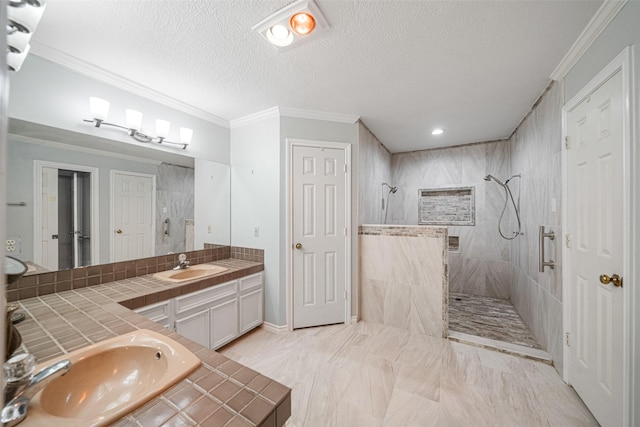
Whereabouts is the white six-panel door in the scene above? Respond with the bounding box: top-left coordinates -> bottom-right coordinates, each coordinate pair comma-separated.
566,69 -> 624,427
111,171 -> 154,262
292,144 -> 347,329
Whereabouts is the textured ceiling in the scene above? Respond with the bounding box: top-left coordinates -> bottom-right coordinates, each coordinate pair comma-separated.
29,0 -> 602,153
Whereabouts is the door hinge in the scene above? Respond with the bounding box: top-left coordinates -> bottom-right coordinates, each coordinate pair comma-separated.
344,228 -> 348,236
564,136 -> 570,149
565,234 -> 570,248
565,332 -> 570,347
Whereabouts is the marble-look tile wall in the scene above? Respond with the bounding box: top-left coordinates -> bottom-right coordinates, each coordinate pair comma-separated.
359,225 -> 448,338
389,140 -> 512,299
155,163 -> 195,256
358,122 -> 393,224
509,82 -> 564,373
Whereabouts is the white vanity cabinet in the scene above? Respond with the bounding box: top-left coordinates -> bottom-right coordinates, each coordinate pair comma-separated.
134,300 -> 171,330
134,272 -> 263,350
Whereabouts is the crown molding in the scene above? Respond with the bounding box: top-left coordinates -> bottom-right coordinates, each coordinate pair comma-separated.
8,133 -> 164,165
550,0 -> 628,81
229,107 -> 280,129
279,107 -> 360,124
29,43 -> 230,129
230,106 -> 360,129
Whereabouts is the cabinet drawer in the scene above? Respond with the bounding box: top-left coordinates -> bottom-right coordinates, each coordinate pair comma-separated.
239,272 -> 263,293
174,280 -> 237,314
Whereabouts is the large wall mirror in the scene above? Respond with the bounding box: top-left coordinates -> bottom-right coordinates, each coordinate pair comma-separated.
6,119 -> 231,273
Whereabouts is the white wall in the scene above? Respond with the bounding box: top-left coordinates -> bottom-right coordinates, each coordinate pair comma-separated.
194,159 -> 231,248
562,2 -> 640,420
9,55 -> 230,164
230,115 -> 281,325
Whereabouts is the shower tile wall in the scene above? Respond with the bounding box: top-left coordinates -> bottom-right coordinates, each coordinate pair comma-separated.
389,140 -> 512,300
509,82 -> 564,373
358,122 -> 393,224
155,163 -> 195,256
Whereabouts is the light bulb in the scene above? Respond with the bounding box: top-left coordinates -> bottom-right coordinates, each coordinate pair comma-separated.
290,13 -> 316,35
156,119 -> 171,138
179,127 -> 193,145
266,25 -> 293,47
89,97 -> 110,121
125,109 -> 143,130
431,128 -> 444,135
7,3 -> 46,33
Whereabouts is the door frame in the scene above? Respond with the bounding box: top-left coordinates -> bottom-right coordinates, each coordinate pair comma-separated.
285,138 -> 352,331
33,160 -> 100,267
109,170 -> 157,262
561,46 -> 634,425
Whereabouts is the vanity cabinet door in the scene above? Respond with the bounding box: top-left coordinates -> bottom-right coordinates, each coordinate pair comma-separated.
210,296 -> 238,350
134,300 -> 172,330
238,273 -> 264,334
175,308 -> 210,348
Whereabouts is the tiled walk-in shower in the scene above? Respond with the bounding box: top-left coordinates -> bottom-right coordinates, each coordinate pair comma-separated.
448,292 -> 540,349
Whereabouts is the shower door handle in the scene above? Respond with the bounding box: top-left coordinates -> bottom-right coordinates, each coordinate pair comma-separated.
538,226 -> 555,272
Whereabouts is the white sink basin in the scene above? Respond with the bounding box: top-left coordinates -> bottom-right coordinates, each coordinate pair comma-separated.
21,329 -> 201,427
153,264 -> 228,283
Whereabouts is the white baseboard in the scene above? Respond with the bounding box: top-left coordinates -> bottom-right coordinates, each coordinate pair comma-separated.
351,316 -> 358,324
261,322 -> 288,334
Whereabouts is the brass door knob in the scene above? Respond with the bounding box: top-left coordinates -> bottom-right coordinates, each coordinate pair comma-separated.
599,274 -> 623,287
295,243 -> 302,250
115,229 -> 122,234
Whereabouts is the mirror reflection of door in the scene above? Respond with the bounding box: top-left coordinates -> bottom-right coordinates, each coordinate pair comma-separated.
40,167 -> 92,270
57,169 -> 91,269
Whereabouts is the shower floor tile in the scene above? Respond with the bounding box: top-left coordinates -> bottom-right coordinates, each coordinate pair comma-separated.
449,292 -> 541,349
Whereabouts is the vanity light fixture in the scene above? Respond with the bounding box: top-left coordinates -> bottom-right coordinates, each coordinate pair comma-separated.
253,0 -> 328,51
431,128 -> 445,135
84,97 -> 192,150
6,0 -> 47,71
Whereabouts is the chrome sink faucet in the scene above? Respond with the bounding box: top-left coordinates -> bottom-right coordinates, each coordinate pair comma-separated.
173,253 -> 190,270
2,353 -> 71,427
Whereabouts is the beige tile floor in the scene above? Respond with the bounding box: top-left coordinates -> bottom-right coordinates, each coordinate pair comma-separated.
219,321 -> 598,427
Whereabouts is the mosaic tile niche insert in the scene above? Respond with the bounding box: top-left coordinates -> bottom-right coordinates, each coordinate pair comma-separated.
418,187 -> 475,226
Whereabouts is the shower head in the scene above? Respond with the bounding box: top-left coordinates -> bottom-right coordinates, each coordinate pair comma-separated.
504,173 -> 522,185
382,183 -> 397,193
484,174 -> 505,186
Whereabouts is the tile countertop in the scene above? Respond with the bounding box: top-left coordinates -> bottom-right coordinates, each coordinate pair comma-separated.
12,259 -> 291,427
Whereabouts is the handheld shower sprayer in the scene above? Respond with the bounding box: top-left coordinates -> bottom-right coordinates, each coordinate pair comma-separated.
381,183 -> 397,224
484,173 -> 522,240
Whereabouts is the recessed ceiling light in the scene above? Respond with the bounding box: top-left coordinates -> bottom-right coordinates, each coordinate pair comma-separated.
290,13 -> 316,35
266,24 -> 293,47
431,128 -> 445,135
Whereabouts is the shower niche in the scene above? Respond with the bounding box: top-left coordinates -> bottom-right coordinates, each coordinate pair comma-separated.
418,187 -> 475,226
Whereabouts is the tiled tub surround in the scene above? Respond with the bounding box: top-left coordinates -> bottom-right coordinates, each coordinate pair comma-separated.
359,225 -> 448,338
12,257 -> 291,427
7,246 -> 264,303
